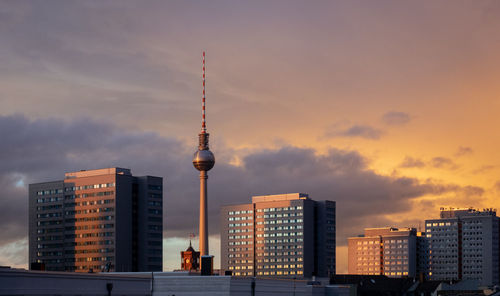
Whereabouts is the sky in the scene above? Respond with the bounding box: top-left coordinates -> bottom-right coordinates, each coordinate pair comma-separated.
1,0 -> 500,273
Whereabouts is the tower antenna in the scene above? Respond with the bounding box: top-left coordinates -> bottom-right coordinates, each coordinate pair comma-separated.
202,51 -> 206,133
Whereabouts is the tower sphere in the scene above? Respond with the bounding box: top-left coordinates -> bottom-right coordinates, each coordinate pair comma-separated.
193,149 -> 215,171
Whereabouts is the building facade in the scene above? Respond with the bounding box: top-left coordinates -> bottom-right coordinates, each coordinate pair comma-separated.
426,207 -> 499,286
29,167 -> 163,272
348,227 -> 418,277
220,193 -> 336,277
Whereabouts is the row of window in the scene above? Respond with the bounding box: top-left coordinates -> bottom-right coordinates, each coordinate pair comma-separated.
36,235 -> 62,241
256,213 -> 302,219
228,210 -> 253,215
256,232 -> 302,238
256,255 -> 303,262
260,225 -> 303,231
67,191 -> 115,199
228,247 -> 252,252
256,206 -> 303,213
69,215 -> 114,222
228,259 -> 253,264
66,224 -> 114,230
149,201 -> 162,206
66,232 -> 114,238
256,219 -> 303,225
228,216 -> 251,221
37,228 -> 63,234
36,197 -> 64,203
228,229 -> 252,233
64,183 -> 115,192
37,243 -> 63,249
228,265 -> 253,270
229,235 -> 252,239
37,204 -> 62,211
256,271 -> 303,275
257,264 -> 303,269
37,189 -> 64,195
148,185 -> 162,191
228,241 -> 253,246
257,238 -> 303,244
257,245 -> 303,251
68,199 -> 114,206
76,256 -> 114,262
228,223 -> 252,227
75,240 -> 114,246
38,212 -> 62,218
426,222 -> 455,227
72,248 -> 114,254
65,207 -> 114,215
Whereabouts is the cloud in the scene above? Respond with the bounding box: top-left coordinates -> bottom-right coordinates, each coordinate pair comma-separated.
381,111 -> 411,126
326,125 -> 383,140
399,156 -> 426,168
430,157 -> 459,170
0,114 -> 486,270
472,165 -> 498,174
455,146 -> 473,157
399,155 -> 459,170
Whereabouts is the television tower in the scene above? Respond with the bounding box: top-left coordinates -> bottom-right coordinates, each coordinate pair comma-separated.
192,51 -> 215,257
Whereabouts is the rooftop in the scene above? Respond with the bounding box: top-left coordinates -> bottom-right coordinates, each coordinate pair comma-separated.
252,193 -> 309,203
65,167 -> 131,179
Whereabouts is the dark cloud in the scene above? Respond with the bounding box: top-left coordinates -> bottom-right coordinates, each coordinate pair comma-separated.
0,114 -> 485,267
399,156 -> 426,168
326,125 -> 383,140
381,111 -> 411,126
455,146 -> 473,157
430,157 -> 459,170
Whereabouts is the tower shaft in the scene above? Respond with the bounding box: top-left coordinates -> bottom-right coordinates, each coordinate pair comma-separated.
199,170 -> 208,256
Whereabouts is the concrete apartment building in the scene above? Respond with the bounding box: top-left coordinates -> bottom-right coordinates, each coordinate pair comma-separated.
29,167 -> 163,272
348,227 -> 420,277
220,193 -> 336,278
425,207 -> 500,286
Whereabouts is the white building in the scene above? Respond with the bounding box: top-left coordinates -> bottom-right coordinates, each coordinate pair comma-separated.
426,207 -> 499,286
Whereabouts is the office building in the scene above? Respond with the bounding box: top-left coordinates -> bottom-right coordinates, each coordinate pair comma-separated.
348,227 -> 418,277
220,193 -> 336,277
29,167 -> 163,272
426,207 -> 499,286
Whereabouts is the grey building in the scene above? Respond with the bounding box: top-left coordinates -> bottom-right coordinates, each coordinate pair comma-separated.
29,168 -> 163,272
220,193 -> 335,278
426,207 -> 500,286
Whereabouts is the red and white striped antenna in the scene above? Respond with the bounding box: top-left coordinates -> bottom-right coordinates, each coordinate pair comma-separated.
201,51 -> 207,133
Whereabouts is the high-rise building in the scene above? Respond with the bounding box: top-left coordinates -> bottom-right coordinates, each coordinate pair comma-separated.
348,227 -> 418,277
425,207 -> 499,286
220,193 -> 336,277
29,167 -> 163,272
